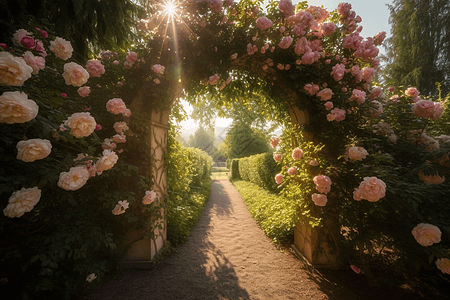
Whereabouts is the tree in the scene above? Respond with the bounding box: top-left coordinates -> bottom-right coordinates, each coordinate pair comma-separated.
383,0 -> 450,96
188,126 -> 220,160
0,0 -> 142,60
219,121 -> 270,160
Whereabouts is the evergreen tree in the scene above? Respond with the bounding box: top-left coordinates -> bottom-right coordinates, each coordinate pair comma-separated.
188,126 -> 220,160
219,121 -> 270,160
383,0 -> 450,96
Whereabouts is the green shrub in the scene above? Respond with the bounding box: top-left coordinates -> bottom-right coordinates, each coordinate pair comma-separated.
166,129 -> 213,247
234,153 -> 280,193
230,159 -> 240,180
232,180 -> 296,243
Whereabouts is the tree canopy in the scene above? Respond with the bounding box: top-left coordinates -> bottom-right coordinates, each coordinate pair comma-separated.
383,0 -> 450,96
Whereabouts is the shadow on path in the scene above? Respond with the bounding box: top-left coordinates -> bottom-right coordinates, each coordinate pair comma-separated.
89,180 -> 250,300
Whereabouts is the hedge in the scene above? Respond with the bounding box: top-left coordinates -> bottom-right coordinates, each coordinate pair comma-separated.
232,152 -> 280,193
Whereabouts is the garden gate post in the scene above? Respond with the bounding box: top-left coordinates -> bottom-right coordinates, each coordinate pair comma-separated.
289,102 -> 341,269
122,96 -> 171,261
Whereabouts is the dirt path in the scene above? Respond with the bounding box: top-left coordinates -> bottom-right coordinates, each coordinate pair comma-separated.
89,180 -> 430,300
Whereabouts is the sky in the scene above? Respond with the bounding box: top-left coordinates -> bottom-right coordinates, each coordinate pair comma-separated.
178,0 -> 394,136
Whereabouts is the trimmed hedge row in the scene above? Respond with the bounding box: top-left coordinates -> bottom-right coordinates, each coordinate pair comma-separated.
232,180 -> 296,243
231,152 -> 280,193
166,131 -> 213,247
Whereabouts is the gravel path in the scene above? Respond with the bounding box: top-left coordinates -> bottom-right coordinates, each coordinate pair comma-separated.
89,179 -> 432,300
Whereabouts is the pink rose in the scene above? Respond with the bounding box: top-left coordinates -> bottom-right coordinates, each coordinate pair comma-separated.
209,0 -> 223,13
126,51 -> 138,63
270,137 -> 280,148
348,146 -> 368,161
278,36 -> 293,49
320,22 -> 336,36
411,223 -> 442,247
102,138 -> 117,150
275,173 -> 283,184
106,98 -> 127,115
405,87 -> 420,98
361,67 -> 375,82
279,0 -> 294,16
328,108 -> 346,122
312,194 -> 327,206
313,175 -> 331,194
353,177 -> 386,202
316,88 -> 334,101
123,108 -> 132,117
142,190 -> 157,205
256,17 -> 273,30
369,87 -> 384,99
77,86 -> 91,97
288,167 -> 297,175
304,84 -> 320,95
85,59 -> 105,77
96,149 -> 119,173
152,64 -> 165,74
331,63 -> 346,81
113,134 -> 126,143
436,258 -> 450,275
349,89 -> 366,105
418,171 -> 445,184
309,159 -> 319,166
292,147 -> 304,160
324,101 -> 333,110
21,36 -> 36,49
412,100 -> 436,119
23,51 -> 45,75
208,74 -> 220,85
273,153 -> 282,162
113,121 -> 129,134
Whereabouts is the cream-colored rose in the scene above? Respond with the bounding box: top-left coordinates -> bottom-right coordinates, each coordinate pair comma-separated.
348,146 -> 369,161
16,139 -> 52,162
0,91 -> 39,124
436,258 -> 450,274
354,177 -> 386,202
23,51 -> 45,75
64,112 -> 96,138
3,187 -> 41,218
62,62 -> 89,87
142,190 -> 157,205
96,149 -> 118,173
49,37 -> 73,60
0,52 -> 33,86
57,166 -> 90,191
411,223 -> 441,247
86,273 -> 97,283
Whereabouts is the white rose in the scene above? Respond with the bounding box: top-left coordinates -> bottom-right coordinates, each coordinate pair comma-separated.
64,112 -> 96,138
57,166 -> 90,191
0,91 -> 39,124
96,150 -> 119,173
142,190 -> 157,205
16,139 -> 52,162
0,52 -> 33,86
113,121 -> 129,134
62,62 -> 89,87
86,273 -> 97,283
3,187 -> 41,218
49,37 -> 73,60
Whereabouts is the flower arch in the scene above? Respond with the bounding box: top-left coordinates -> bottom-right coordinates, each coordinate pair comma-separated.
1,1 -> 449,295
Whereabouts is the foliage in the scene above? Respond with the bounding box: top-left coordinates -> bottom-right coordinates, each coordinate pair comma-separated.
383,0 -> 450,96
166,127 -> 213,247
188,126 -> 221,161
0,28 -> 163,299
232,180 -> 296,243
235,152 -> 280,193
0,0 -> 142,60
219,121 -> 271,160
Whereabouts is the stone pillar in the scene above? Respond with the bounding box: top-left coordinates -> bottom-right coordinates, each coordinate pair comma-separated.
288,103 -> 341,269
123,94 -> 171,261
